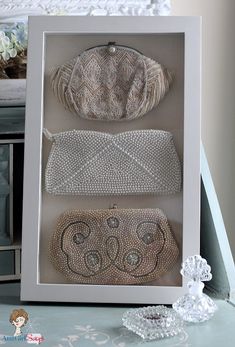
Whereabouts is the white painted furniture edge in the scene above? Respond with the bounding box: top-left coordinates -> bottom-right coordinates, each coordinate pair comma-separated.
21,16 -> 201,303
0,0 -> 171,21
0,80 -> 26,107
201,143 -> 235,304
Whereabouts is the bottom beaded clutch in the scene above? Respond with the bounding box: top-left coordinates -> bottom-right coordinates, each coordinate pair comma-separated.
49,208 -> 179,285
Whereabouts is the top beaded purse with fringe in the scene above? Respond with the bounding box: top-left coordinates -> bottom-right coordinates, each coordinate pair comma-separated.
50,42 -> 172,121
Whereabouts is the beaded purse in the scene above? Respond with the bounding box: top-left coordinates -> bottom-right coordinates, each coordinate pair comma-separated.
50,42 -> 172,121
49,208 -> 179,284
44,129 -> 182,196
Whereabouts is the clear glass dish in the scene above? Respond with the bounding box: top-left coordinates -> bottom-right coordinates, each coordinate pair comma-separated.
122,305 -> 184,340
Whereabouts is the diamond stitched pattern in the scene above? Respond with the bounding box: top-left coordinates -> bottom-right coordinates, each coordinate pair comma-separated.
50,46 -> 172,121
45,129 -> 182,196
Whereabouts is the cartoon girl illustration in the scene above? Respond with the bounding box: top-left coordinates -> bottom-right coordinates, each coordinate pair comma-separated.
9,308 -> 29,336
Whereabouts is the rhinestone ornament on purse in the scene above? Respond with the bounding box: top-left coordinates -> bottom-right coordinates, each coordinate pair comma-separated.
49,208 -> 179,284
50,42 -> 172,121
44,129 -> 182,196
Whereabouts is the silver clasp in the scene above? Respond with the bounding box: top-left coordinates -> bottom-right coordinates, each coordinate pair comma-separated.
107,42 -> 116,55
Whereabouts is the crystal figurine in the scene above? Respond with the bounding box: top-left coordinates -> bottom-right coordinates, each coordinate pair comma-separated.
173,255 -> 217,323
122,305 -> 184,340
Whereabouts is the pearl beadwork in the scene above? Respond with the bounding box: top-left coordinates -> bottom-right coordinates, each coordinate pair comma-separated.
45,129 -> 182,196
50,45 -> 173,121
49,208 -> 179,285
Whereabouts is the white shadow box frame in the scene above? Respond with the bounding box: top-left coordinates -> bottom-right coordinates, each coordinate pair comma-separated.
21,16 -> 201,303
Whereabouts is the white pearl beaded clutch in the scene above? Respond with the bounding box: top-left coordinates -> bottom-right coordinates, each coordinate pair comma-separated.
49,208 -> 179,284
44,129 -> 182,195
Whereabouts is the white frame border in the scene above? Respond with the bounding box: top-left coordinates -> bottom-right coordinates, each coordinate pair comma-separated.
21,16 -> 201,303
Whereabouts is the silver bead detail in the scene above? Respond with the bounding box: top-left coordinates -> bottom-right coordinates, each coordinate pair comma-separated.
126,252 -> 140,266
86,253 -> 99,267
142,233 -> 154,245
73,233 -> 85,244
107,217 -> 119,228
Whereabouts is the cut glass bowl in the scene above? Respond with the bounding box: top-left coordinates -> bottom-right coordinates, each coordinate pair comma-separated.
122,305 -> 184,340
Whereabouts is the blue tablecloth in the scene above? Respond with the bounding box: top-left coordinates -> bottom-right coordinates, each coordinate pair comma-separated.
0,283 -> 234,347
